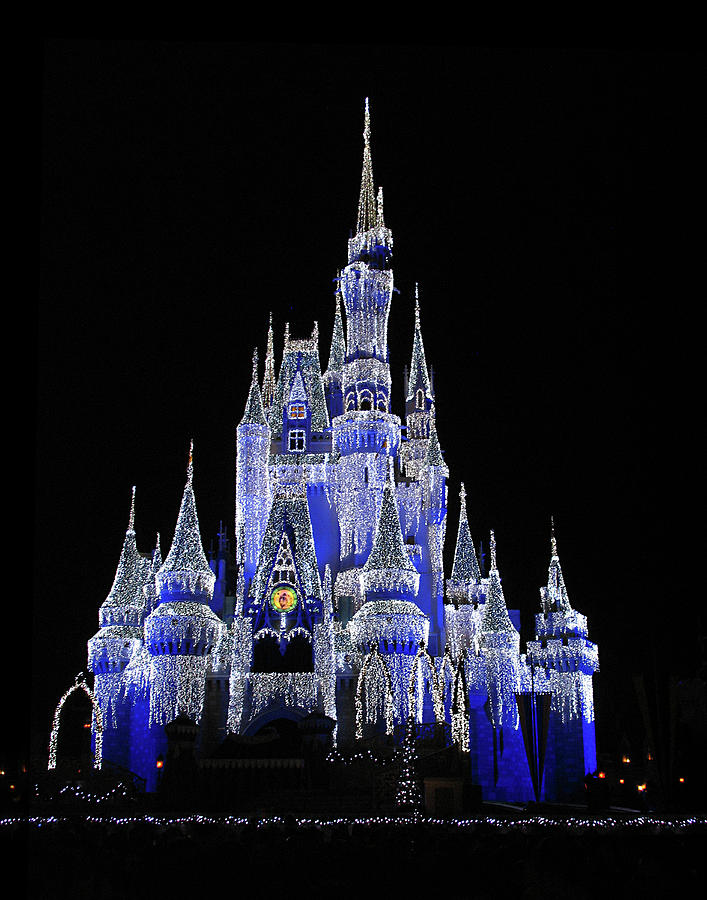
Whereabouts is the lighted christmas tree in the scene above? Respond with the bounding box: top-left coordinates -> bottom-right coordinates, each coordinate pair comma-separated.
395,716 -> 422,815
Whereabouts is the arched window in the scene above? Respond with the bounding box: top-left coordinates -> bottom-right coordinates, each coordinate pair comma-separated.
359,390 -> 373,411
416,388 -> 424,409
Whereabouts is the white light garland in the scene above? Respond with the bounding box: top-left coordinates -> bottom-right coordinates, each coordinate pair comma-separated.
48,673 -> 103,771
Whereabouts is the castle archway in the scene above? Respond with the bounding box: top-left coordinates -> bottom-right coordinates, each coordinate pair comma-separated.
48,673 -> 103,771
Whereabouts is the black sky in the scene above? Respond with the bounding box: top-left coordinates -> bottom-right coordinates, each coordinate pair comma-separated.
24,43 -> 700,767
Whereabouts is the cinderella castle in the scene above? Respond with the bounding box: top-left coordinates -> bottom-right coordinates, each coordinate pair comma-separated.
72,101 -> 599,806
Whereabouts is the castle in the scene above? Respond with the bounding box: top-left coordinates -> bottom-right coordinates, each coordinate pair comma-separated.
79,100 -> 599,804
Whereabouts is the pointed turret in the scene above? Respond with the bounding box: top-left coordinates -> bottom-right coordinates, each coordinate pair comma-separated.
361,472 -> 420,599
450,484 -> 482,585
325,287 -> 346,377
145,444 -> 226,727
526,521 -> 599,741
356,97 -> 376,237
323,287 -> 346,419
241,348 -> 268,426
480,531 -> 516,634
405,286 -> 436,442
407,285 -> 433,404
347,98 -> 393,267
98,487 -> 150,627
142,532 -> 163,615
541,517 -> 572,615
365,477 -> 417,574
261,314 -> 276,412
425,417 -> 445,468
156,442 -> 216,603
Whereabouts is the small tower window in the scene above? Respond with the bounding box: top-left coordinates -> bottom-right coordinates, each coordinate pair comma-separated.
288,429 -> 306,452
416,388 -> 424,410
289,403 -> 306,419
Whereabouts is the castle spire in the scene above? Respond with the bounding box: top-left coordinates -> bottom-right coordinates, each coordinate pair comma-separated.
262,313 -> 276,411
356,97 -> 377,235
542,517 -> 572,615
450,482 -> 481,583
157,442 -> 215,601
100,486 -> 144,618
364,475 -> 417,574
406,284 -> 433,402
481,530 -> 516,633
240,348 -> 268,426
325,287 -> 346,376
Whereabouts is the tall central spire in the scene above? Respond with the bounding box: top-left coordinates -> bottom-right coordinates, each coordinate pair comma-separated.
356,98 -> 377,235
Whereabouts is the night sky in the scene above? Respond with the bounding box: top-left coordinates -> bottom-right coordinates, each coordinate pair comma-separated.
24,43 -> 699,768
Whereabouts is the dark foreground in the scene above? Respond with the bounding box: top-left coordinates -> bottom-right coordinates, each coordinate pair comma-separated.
6,809 -> 706,898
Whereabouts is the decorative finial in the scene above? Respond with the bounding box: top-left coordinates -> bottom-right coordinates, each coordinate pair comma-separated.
490,529 -> 497,570
459,482 -> 467,516
187,440 -> 194,483
551,515 -> 558,558
251,347 -> 259,382
377,186 -> 385,227
414,284 -> 421,329
129,485 -> 136,532
356,98 -> 376,235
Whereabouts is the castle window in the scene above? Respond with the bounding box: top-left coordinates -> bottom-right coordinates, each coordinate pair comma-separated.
288,429 -> 306,452
289,403 -> 306,419
416,388 -> 424,409
359,390 -> 373,411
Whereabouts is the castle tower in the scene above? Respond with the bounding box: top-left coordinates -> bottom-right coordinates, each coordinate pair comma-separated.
444,483 -> 485,659
333,100 -> 401,578
144,444 -> 226,729
87,487 -> 152,768
526,521 -> 599,798
350,473 -> 427,734
340,99 -> 394,414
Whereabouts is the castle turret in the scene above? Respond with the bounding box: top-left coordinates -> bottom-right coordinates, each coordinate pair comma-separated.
406,286 -> 434,438
88,488 -> 151,729
525,521 -> 599,786
236,349 -> 272,590
261,313 -> 276,413
480,531 -> 521,729
323,287 -> 346,420
144,444 -> 226,727
444,484 -> 485,659
341,99 -> 394,414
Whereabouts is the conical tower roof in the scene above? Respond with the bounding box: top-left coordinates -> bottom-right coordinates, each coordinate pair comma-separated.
450,483 -> 481,583
157,443 -> 215,601
261,314 -> 276,411
425,417 -> 445,468
542,518 -> 573,615
364,477 -> 417,574
356,97 -> 376,235
407,286 -> 433,401
480,531 -> 516,634
324,288 -> 346,378
240,348 -> 268,426
100,487 -> 148,622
